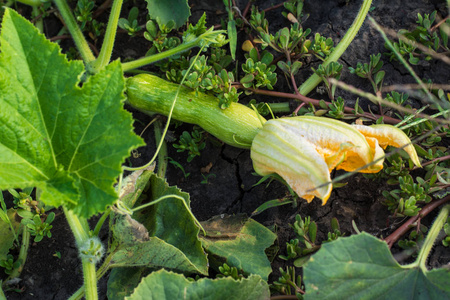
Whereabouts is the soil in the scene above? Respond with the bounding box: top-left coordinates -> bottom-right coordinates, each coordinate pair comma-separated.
2,0 -> 449,299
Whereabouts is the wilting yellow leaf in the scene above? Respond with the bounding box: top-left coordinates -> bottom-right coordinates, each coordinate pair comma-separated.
287,13 -> 299,23
242,40 -> 254,52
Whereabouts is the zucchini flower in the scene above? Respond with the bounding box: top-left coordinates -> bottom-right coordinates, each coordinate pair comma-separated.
250,116 -> 421,205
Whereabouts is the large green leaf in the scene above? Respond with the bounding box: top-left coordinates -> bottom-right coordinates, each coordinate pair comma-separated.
146,0 -> 190,29
126,269 -> 270,300
132,174 -> 208,275
0,9 -> 144,218
200,214 -> 277,281
303,232 -> 450,299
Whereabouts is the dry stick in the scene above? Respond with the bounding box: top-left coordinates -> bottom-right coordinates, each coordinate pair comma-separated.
384,196 -> 450,249
431,15 -> 450,32
330,79 -> 450,126
378,22 -> 450,65
382,83 -> 450,93
93,0 -> 113,19
419,154 -> 450,169
234,83 -> 402,124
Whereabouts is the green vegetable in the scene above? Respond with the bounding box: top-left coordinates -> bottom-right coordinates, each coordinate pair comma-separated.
126,74 -> 266,149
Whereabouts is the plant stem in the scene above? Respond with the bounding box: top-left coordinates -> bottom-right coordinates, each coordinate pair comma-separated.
15,0 -> 41,6
91,0 -> 124,71
298,0 -> 373,96
6,227 -> 30,280
68,251 -> 114,300
154,120 -> 168,178
93,210 -> 110,236
64,208 -> 98,300
32,6 -> 43,33
415,204 -> 450,271
121,38 -> 202,72
53,0 -> 96,66
267,102 -> 291,113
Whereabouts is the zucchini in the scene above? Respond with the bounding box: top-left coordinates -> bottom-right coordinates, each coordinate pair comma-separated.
126,74 -> 266,149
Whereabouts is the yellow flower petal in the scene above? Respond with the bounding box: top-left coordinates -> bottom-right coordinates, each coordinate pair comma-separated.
251,120 -> 332,204
353,124 -> 421,167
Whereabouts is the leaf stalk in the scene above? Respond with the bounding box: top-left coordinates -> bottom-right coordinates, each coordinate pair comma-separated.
53,0 -> 96,66
298,0 -> 373,96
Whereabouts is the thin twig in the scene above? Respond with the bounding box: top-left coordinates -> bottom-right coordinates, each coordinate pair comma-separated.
382,83 -> 450,93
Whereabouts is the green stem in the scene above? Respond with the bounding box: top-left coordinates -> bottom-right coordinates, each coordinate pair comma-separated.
267,102 -> 291,113
122,38 -> 202,72
64,208 -> 98,300
32,6 -> 43,33
6,227 -> 30,280
68,251 -> 114,300
15,0 -> 40,6
93,210 -> 110,236
416,204 -> 450,272
53,0 -> 96,66
154,120 -> 168,178
91,0 -> 124,71
298,0 -> 373,96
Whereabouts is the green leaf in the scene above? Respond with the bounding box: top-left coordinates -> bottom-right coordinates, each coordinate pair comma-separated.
132,174 -> 208,274
107,267 -> 147,300
126,269 -> 270,300
227,20 -> 237,60
200,214 -> 276,281
0,209 -> 21,260
110,235 -> 205,274
146,0 -> 190,29
0,9 -> 144,218
304,232 -> 450,299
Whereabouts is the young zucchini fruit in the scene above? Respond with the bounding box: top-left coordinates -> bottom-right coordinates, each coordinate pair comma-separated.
126,74 -> 266,149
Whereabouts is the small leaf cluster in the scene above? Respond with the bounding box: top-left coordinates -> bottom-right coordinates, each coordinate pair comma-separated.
310,33 -> 335,59
313,62 -> 343,101
176,56 -> 239,109
74,0 -> 104,38
118,7 -> 141,36
240,48 -> 277,90
280,216 -> 342,266
173,129 -> 206,162
144,19 -> 180,54
443,217 -> 450,247
22,212 -> 55,243
385,11 -> 449,65
282,0 -> 305,23
349,53 -> 385,94
301,97 -> 350,120
0,254 -> 21,275
249,6 -> 312,56
216,263 -> 244,280
382,174 -> 432,216
398,223 -> 428,255
271,266 -> 303,298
